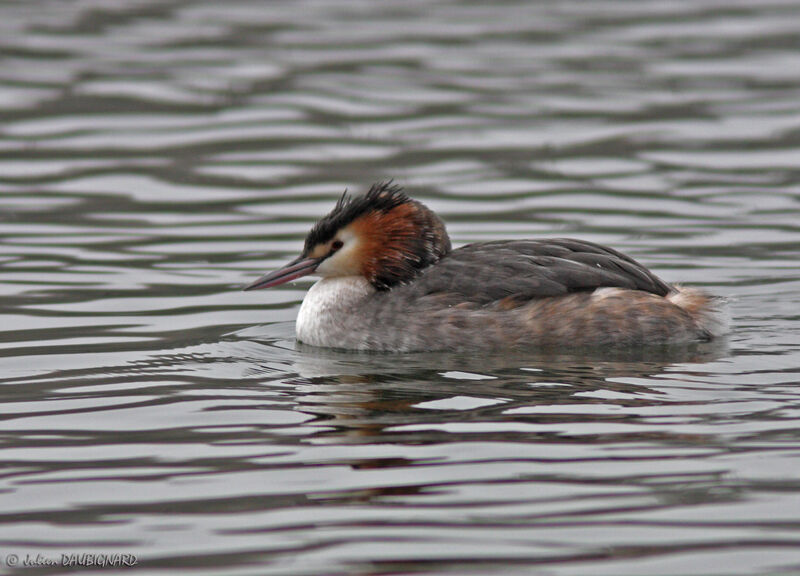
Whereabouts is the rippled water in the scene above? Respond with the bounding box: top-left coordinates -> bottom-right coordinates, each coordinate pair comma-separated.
2,1 -> 800,574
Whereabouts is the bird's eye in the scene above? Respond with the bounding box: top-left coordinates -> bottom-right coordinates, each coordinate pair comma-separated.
331,240 -> 344,252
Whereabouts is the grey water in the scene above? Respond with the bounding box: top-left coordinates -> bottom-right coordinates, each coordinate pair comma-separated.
1,1 -> 799,574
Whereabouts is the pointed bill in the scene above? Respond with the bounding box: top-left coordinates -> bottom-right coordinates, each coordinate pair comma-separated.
243,256 -> 322,291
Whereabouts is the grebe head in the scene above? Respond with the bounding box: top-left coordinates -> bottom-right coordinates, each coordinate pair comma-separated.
244,181 -> 451,291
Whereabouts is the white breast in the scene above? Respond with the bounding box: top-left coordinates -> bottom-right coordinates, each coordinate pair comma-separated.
295,276 -> 374,348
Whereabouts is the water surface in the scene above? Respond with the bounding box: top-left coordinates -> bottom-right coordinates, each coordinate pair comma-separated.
1,1 -> 799,574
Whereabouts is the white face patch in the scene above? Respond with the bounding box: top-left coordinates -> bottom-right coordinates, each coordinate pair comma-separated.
315,228 -> 362,277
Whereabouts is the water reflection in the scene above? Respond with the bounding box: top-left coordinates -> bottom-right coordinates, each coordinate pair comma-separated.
276,339 -> 728,442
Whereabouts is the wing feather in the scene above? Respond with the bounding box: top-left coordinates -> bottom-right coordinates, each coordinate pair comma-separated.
404,239 -> 671,305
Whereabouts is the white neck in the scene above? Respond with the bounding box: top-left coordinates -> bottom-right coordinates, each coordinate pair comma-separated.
295,276 -> 374,348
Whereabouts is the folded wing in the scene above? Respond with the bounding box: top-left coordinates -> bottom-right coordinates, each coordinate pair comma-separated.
408,238 -> 671,304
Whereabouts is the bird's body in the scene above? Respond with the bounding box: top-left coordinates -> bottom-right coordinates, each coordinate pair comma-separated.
245,182 -> 728,352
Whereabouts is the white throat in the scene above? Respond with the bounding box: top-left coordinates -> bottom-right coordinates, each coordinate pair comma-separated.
295,276 -> 375,347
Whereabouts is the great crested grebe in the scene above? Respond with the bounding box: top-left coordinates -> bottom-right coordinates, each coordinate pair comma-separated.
244,182 -> 728,352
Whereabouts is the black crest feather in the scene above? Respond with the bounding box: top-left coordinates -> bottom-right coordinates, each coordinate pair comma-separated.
302,181 -> 451,290
304,181 -> 409,254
